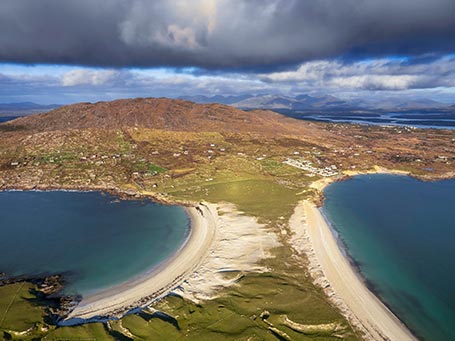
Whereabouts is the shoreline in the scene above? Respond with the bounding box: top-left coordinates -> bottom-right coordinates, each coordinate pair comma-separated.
3,170 -> 454,332
310,166 -> 412,206
0,184 -> 182,206
1,186 -> 278,325
65,202 -> 218,322
290,170 -> 418,340
311,165 -> 455,192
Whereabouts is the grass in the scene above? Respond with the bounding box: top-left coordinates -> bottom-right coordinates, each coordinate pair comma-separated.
131,160 -> 167,174
142,271 -> 357,340
44,323 -> 114,340
0,283 -> 47,339
34,151 -> 78,165
117,130 -> 132,153
260,159 -> 303,177
117,314 -> 181,340
171,178 -> 303,222
148,163 -> 166,174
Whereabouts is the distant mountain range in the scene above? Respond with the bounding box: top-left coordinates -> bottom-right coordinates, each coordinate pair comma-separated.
180,94 -> 453,112
177,95 -> 252,105
2,97 -> 453,120
0,102 -> 60,116
179,94 -> 350,110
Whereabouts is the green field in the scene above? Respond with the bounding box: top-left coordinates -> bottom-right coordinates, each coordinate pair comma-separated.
0,283 -> 47,339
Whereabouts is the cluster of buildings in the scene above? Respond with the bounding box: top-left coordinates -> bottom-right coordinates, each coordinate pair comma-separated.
283,158 -> 338,177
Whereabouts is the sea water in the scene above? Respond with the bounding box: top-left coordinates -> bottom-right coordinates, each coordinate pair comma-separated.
0,191 -> 189,296
323,174 -> 455,340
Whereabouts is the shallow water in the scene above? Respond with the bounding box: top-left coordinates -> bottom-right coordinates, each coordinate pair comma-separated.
0,191 -> 189,296
323,175 -> 455,340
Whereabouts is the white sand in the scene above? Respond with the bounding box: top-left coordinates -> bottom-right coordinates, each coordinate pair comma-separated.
173,203 -> 280,301
66,202 -> 279,321
289,201 -> 416,341
67,203 -> 217,320
310,166 -> 410,194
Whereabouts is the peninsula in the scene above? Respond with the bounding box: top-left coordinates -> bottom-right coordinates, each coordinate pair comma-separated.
1,98 -> 454,340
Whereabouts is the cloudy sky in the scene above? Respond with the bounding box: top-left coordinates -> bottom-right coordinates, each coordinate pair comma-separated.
0,0 -> 454,104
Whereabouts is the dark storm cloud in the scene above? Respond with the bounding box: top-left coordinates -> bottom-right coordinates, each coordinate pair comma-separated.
0,0 -> 454,69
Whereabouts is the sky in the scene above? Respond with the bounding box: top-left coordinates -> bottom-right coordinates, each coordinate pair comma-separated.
0,0 -> 454,104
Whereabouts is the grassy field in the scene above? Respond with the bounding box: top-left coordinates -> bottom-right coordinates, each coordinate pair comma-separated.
44,323 -> 115,340
171,178 -> 302,221
0,283 -> 47,339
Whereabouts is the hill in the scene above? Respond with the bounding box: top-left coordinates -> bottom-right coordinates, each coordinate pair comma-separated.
10,97 -> 314,137
2,96 -> 454,189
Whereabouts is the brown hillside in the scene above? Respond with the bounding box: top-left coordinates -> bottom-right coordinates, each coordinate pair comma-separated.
1,96 -> 454,193
7,97 -> 311,136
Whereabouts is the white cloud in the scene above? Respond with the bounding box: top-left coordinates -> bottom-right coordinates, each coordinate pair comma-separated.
261,56 -> 455,90
1,56 -> 454,104
61,69 -> 127,87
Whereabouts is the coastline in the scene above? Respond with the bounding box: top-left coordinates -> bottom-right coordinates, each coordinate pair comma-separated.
311,165 -> 455,204
290,170 -> 417,340
1,186 -> 279,324
4,168 -> 453,332
309,166 -> 411,206
65,203 -> 218,321
65,200 -> 278,322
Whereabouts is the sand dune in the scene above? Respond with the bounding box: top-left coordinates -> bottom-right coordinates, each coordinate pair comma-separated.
173,202 -> 280,302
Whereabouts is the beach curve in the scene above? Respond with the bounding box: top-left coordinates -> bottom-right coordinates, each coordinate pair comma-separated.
66,202 -> 217,321
289,200 -> 416,340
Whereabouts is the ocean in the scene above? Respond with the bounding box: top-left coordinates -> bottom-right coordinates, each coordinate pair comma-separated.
0,116 -> 19,123
0,191 -> 189,296
277,110 -> 455,130
323,174 -> 455,340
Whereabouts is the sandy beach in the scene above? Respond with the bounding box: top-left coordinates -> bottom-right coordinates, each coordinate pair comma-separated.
289,200 -> 416,340
66,201 -> 278,322
66,203 -> 218,321
310,166 -> 411,193
174,202 -> 279,302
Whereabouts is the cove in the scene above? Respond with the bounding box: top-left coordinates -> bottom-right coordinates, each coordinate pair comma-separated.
323,174 -> 455,341
0,191 -> 189,297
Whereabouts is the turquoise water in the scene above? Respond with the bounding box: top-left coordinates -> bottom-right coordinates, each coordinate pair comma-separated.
0,191 -> 189,296
323,175 -> 455,341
